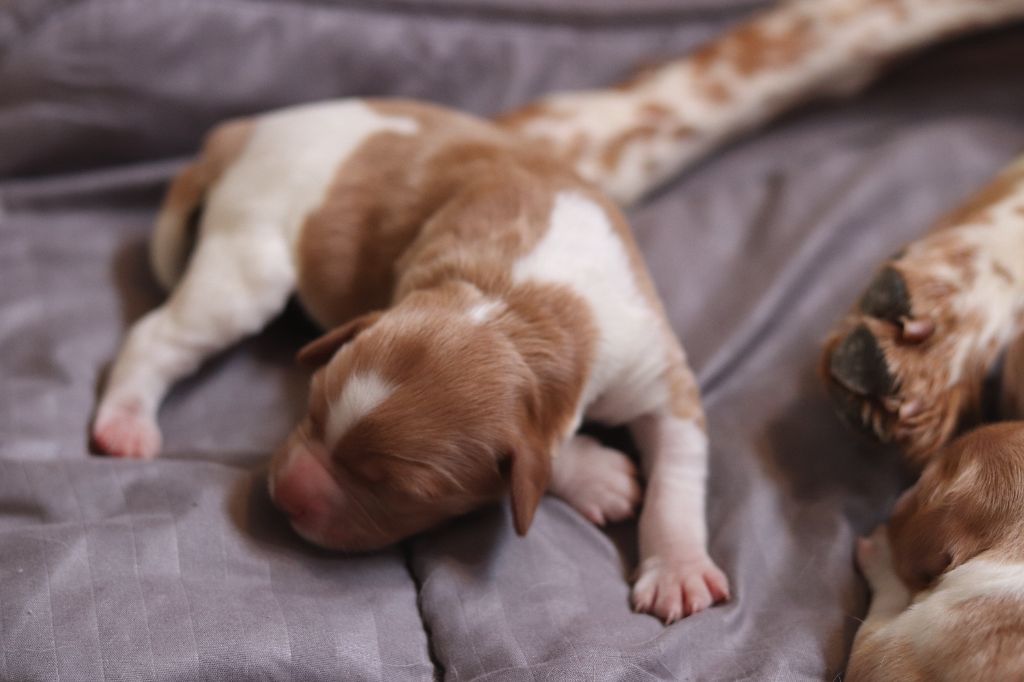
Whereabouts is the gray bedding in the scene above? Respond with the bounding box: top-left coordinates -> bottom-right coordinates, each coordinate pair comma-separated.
2,1 -> 1023,679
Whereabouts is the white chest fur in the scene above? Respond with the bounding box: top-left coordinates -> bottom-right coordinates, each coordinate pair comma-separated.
513,191 -> 670,425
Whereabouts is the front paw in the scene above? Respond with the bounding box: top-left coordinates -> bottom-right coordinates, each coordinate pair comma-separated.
631,554 -> 730,624
856,525 -> 895,591
91,400 -> 161,459
823,236 -> 1022,464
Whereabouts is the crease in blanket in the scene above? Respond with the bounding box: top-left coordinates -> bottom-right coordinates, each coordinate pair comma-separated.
0,160 -> 184,209
403,541 -> 446,682
4,0 -> 769,38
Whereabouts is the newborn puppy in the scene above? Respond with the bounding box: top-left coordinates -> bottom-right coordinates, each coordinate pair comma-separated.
91,99 -> 728,622
848,422 -> 1024,680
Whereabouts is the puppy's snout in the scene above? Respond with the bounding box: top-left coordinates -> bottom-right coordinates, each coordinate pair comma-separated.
273,483 -> 311,521
269,447 -> 335,526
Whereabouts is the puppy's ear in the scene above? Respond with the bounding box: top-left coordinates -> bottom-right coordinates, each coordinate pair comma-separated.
890,491 -> 965,590
506,435 -> 552,536
297,311 -> 383,367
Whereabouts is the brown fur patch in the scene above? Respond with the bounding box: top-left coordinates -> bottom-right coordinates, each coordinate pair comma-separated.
692,13 -> 816,78
889,423 -> 1024,588
600,124 -> 661,171
493,101 -> 566,133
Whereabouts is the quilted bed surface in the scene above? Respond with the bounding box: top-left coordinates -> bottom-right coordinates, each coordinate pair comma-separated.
2,1 -> 1023,679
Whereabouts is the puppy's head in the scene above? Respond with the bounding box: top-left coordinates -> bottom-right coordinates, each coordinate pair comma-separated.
888,421 -> 1024,590
268,286 -> 556,551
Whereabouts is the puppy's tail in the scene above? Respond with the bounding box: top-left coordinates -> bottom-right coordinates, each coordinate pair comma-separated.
149,119 -> 253,291
497,0 -> 1024,206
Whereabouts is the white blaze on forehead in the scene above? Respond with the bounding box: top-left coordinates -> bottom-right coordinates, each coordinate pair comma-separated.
326,371 -> 395,449
467,298 -> 505,324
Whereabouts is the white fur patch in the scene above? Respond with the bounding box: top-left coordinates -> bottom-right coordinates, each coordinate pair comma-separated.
631,414 -> 709,542
467,298 -> 505,324
514,191 -> 668,425
326,372 -> 395,449
210,100 -> 419,251
863,557 -> 1024,661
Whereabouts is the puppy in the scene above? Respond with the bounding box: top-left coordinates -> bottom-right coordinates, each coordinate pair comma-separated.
91,99 -> 728,622
848,422 -> 1024,680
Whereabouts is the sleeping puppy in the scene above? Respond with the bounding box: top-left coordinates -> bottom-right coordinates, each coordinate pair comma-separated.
91,99 -> 728,622
848,422 -> 1024,680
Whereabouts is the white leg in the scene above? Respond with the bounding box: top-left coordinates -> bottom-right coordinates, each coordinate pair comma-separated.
846,527 -> 915,679
856,527 -> 912,630
93,230 -> 295,458
548,434 -> 642,526
629,413 -> 729,623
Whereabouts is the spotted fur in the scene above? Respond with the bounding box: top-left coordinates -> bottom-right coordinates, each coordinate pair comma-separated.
498,0 -> 1024,206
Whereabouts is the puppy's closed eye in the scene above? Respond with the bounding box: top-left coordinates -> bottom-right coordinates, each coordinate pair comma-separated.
348,456 -> 389,484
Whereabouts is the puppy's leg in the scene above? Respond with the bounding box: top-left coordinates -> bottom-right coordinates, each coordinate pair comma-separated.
823,158 -> 1024,464
846,527 -> 915,681
856,527 -> 912,627
549,434 -> 642,527
92,230 -> 294,458
629,412 -> 729,623
499,0 -> 1024,205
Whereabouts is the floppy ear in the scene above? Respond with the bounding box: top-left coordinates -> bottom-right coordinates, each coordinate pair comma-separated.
890,498 -> 963,590
296,311 -> 383,367
506,436 -> 553,536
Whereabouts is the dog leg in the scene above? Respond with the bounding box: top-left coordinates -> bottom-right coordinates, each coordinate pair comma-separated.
823,158 -> 1024,464
846,527 -> 915,681
629,413 -> 729,623
856,527 -> 912,626
499,0 -> 1024,205
92,230 -> 295,458
548,434 -> 642,526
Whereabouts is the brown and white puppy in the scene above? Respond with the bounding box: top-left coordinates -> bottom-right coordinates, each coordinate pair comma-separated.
848,422 -> 1024,680
91,99 -> 727,622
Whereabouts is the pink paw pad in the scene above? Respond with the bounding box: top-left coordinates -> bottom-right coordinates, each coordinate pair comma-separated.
91,405 -> 161,459
631,556 -> 730,624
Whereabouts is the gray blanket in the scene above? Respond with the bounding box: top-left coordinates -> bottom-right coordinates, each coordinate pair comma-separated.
2,1 -> 1023,679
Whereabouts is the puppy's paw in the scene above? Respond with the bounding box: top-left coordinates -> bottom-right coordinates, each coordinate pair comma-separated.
631,554 -> 730,624
856,526 -> 894,590
551,437 -> 641,526
823,234 -> 1023,464
91,401 -> 161,459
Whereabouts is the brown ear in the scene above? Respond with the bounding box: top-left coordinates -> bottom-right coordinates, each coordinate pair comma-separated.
507,436 -> 552,536
890,502 -> 960,590
296,311 -> 383,367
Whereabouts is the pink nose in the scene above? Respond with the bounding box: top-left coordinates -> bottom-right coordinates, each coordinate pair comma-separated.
270,450 -> 336,524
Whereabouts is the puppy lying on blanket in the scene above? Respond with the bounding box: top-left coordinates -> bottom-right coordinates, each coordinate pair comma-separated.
91,99 -> 727,622
848,422 -> 1024,681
